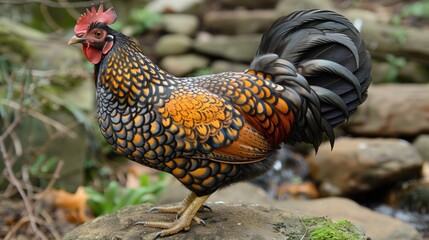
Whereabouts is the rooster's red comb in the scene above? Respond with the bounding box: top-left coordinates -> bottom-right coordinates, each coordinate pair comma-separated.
74,4 -> 117,35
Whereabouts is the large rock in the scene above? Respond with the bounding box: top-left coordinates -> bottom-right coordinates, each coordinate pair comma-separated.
371,60 -> 429,84
276,0 -> 335,15
283,197 -> 422,240
413,135 -> 429,162
357,12 -> 429,65
160,54 -> 209,76
154,34 -> 192,57
193,33 -> 261,62
159,181 -> 421,240
346,84 -> 429,137
221,0 -> 279,9
162,14 -> 199,36
203,10 -> 277,35
308,138 -> 423,196
146,0 -> 203,14
342,8 -> 390,27
210,60 -> 249,74
63,202 -> 367,240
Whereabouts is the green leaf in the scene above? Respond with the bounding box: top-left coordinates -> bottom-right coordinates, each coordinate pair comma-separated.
87,200 -> 103,216
41,156 -> 58,173
401,1 -> 429,18
85,187 -> 106,203
117,188 -> 137,208
140,193 -> 156,203
129,188 -> 152,205
29,155 -> 47,175
85,172 -> 168,216
129,8 -> 162,34
104,182 -> 120,212
139,174 -> 150,187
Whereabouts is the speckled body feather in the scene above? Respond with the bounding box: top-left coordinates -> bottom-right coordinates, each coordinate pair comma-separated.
94,10 -> 371,196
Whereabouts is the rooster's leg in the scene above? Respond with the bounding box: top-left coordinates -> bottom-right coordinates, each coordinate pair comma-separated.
135,194 -> 210,238
149,192 -> 211,217
149,192 -> 196,215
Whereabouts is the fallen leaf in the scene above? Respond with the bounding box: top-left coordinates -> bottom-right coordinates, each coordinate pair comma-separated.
50,186 -> 93,224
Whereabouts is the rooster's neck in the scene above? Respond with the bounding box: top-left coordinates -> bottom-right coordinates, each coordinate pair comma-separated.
96,34 -> 175,107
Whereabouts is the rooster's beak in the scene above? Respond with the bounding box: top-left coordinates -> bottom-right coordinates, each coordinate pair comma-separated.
68,35 -> 86,45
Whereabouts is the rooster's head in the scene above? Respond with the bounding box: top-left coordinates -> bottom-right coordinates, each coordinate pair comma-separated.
68,4 -> 117,64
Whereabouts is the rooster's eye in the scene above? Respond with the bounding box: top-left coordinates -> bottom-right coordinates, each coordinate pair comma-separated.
93,30 -> 103,39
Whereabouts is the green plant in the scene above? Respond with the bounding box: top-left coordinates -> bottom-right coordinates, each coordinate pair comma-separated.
391,27 -> 407,45
303,217 -> 365,240
28,154 -> 59,187
85,172 -> 168,216
384,54 -> 407,82
129,7 -> 162,34
401,0 -> 429,19
388,14 -> 407,45
0,56 -> 72,239
389,0 -> 429,44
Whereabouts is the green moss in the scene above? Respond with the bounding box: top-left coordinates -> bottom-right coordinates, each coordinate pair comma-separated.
303,217 -> 366,240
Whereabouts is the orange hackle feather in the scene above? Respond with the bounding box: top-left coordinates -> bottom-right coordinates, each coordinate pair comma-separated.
74,4 -> 117,35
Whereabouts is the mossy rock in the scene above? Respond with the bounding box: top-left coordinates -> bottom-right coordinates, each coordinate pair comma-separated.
63,203 -> 367,240
302,217 -> 366,240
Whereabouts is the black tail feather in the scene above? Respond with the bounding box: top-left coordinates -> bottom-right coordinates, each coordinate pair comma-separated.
251,9 -> 372,149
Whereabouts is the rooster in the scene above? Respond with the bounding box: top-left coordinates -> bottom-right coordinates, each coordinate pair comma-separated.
69,5 -> 371,238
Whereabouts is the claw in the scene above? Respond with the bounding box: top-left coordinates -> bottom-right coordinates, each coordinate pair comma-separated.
200,219 -> 206,226
201,205 -> 213,212
152,232 -> 162,240
149,207 -> 159,213
134,221 -> 145,226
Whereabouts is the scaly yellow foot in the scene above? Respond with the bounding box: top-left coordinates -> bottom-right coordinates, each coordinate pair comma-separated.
149,192 -> 212,219
149,192 -> 196,215
135,194 -> 210,239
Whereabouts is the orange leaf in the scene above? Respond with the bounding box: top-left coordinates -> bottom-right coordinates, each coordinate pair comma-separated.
51,186 -> 93,224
